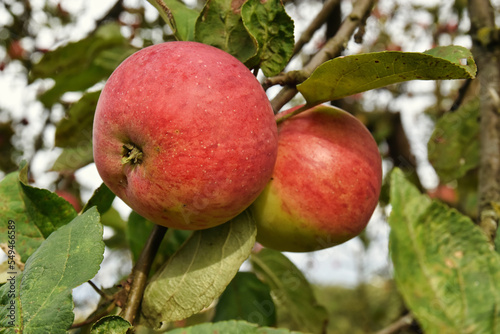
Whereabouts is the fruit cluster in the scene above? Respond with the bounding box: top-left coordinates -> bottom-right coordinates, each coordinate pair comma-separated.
93,41 -> 382,252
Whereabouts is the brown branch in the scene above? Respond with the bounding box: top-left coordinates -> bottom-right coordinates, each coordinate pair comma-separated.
269,0 -> 376,112
450,79 -> 472,112
88,280 -> 111,301
373,313 -> 413,334
70,301 -> 116,329
292,0 -> 342,57
270,86 -> 299,113
120,224 -> 168,324
468,0 -> 500,244
301,0 -> 375,79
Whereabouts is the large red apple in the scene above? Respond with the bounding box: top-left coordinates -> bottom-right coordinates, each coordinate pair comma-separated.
250,104 -> 382,252
93,41 -> 278,230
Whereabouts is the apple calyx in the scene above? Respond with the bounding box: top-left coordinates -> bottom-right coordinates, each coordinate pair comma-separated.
122,143 -> 143,165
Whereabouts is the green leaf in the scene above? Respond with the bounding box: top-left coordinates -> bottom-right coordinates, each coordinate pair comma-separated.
427,98 -> 479,183
0,171 -> 42,263
140,210 -> 256,327
127,211 -> 156,263
0,163 -> 78,262
19,179 -> 78,240
0,272 -> 22,332
0,207 -> 104,333
241,0 -> 294,76
297,45 -> 477,106
51,143 -> 94,173
31,23 -> 137,107
82,183 -> 116,215
194,0 -> 258,63
55,91 -> 100,148
389,168 -> 500,334
213,271 -> 276,326
165,319 -> 306,333
126,211 -> 191,264
250,249 -> 328,334
90,315 -> 132,334
148,0 -> 199,41
100,207 -> 129,250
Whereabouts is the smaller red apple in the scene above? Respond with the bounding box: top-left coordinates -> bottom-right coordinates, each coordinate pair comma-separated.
55,190 -> 82,212
427,184 -> 457,205
250,104 -> 382,252
7,40 -> 26,60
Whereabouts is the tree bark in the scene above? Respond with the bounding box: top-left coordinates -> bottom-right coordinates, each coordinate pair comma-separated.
468,0 -> 500,243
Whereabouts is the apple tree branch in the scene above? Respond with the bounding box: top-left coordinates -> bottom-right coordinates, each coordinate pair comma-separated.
268,0 -> 376,112
468,0 -> 500,244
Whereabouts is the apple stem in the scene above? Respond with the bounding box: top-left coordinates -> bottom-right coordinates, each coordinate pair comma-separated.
120,224 -> 168,324
275,104 -> 315,124
122,143 -> 144,165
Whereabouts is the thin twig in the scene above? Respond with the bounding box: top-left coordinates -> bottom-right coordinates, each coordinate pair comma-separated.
450,78 -> 472,112
292,0 -> 342,57
270,86 -> 299,113
148,0 -> 180,40
269,0 -> 376,112
373,313 -> 413,334
120,224 -> 168,324
88,280 -> 110,301
70,301 -> 117,329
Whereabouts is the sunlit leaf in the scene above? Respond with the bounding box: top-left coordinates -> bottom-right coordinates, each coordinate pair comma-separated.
0,162 -> 77,262
0,208 -> 104,333
428,98 -> 479,183
297,45 -> 477,106
195,0 -> 257,63
51,144 -> 94,173
19,185 -> 77,240
241,0 -> 294,76
389,168 -> 500,334
250,249 -> 328,334
0,171 -> 42,263
140,210 -> 256,328
148,0 -> 199,41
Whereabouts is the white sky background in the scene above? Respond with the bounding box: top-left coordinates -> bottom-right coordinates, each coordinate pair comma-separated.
0,0 -> 486,320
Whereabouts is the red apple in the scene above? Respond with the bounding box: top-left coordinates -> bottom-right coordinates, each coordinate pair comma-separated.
93,41 -> 278,230
427,184 -> 457,205
55,190 -> 82,212
7,40 -> 25,60
250,104 -> 382,252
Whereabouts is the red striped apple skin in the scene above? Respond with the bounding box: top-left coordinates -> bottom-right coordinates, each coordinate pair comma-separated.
250,104 -> 382,252
93,41 -> 278,230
